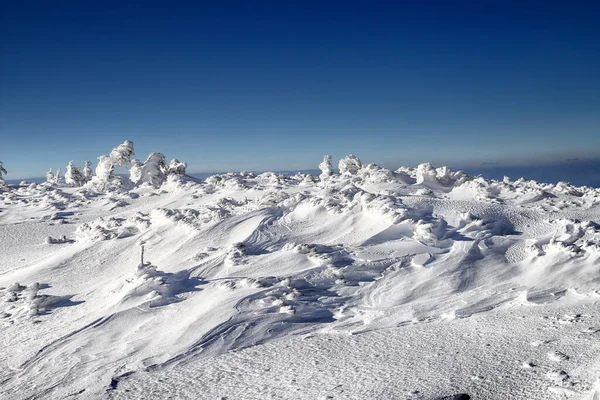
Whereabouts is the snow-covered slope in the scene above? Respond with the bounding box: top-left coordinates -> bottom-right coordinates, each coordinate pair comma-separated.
1,159 -> 600,399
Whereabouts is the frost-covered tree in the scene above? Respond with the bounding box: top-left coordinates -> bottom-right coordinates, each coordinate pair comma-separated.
415,162 -> 436,185
140,152 -> 167,186
55,168 -> 63,185
65,161 -> 85,186
129,159 -> 143,185
167,159 -> 187,175
318,155 -> 333,181
338,154 -> 362,175
46,168 -> 55,184
83,160 -> 93,181
93,140 -> 135,186
0,161 -> 7,187
95,155 -> 114,183
109,140 -> 135,167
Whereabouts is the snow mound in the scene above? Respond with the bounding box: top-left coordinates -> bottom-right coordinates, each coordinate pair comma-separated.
117,262 -> 201,308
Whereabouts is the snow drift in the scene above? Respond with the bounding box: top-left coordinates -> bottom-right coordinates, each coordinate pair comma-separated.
1,144 -> 600,399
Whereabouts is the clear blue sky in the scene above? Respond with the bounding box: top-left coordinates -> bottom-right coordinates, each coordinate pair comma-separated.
1,1 -> 599,178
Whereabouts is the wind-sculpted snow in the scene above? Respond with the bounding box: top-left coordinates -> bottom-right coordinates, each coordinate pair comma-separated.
1,157 -> 600,399
117,262 -> 203,309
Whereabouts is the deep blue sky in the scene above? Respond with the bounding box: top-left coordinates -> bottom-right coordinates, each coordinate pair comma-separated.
1,1 -> 599,178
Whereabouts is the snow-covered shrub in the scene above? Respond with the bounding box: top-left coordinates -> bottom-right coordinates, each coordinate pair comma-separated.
150,206 -> 230,229
338,154 -> 362,175
358,163 -> 394,183
139,152 -> 167,186
1,281 -> 77,319
75,216 -> 142,241
204,174 -> 243,191
129,159 -> 143,185
435,166 -> 469,186
319,155 -> 333,180
254,189 -> 291,207
300,174 -> 316,185
45,235 -> 69,244
65,161 -> 85,187
553,181 -> 582,197
414,163 -> 469,187
119,262 -> 194,308
225,242 -> 247,266
167,159 -> 187,175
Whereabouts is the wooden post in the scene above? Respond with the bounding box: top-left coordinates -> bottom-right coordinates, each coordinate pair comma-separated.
141,245 -> 145,266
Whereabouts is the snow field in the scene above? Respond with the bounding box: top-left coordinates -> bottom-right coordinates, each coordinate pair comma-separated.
1,151 -> 600,399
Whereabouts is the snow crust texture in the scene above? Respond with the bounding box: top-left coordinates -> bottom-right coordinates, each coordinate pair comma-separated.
1,154 -> 600,399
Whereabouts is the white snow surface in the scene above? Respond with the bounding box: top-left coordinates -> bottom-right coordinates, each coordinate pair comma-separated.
1,161 -> 600,399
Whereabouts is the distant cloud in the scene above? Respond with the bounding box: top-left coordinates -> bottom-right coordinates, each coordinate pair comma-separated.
564,156 -> 600,164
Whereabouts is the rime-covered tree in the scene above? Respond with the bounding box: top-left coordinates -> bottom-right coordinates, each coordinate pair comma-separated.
46,168 -> 55,184
318,155 -> 333,181
94,140 -> 135,186
109,140 -> 135,167
415,162 -> 436,185
95,155 -> 114,183
338,154 -> 362,175
129,159 -> 143,185
65,161 -> 85,186
140,152 -> 167,186
83,160 -> 93,181
0,161 -> 7,187
167,159 -> 187,175
55,168 -> 63,185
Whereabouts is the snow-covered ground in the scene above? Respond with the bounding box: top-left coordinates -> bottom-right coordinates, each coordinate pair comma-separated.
1,154 -> 600,399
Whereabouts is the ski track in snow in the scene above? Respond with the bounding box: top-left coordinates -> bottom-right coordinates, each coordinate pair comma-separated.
1,164 -> 600,399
